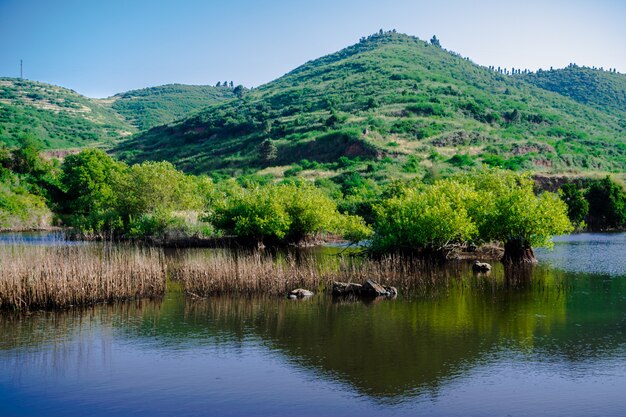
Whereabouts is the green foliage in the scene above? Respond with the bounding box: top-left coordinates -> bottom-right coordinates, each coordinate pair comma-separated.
60,149 -> 126,234
111,83 -> 234,129
429,35 -> 442,48
0,79 -> 235,149
60,150 -> 211,237
258,139 -> 277,163
585,177 -> 626,229
371,168 -> 573,258
116,32 -> 626,177
447,153 -> 475,168
0,168 -> 52,229
0,78 -> 134,149
457,169 -> 573,250
209,182 -> 371,245
522,65 -> 626,114
372,179 -> 479,252
559,183 -> 589,229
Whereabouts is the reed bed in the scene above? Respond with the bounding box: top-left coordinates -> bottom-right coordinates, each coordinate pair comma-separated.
170,250 -> 475,297
0,244 -> 166,311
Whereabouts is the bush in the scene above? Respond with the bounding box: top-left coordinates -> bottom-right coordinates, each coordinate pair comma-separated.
559,183 -> 589,229
585,177 -> 626,229
371,169 -> 572,262
371,179 -> 479,253
209,182 -> 371,245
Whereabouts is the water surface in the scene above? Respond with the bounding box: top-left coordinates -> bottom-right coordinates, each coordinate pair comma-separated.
1,233 -> 625,416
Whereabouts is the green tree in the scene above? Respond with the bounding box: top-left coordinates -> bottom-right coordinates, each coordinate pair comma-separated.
258,139 -> 277,163
430,35 -> 441,47
585,176 -> 626,229
459,169 -> 573,263
60,149 -> 127,235
209,182 -> 370,246
233,85 -> 245,99
559,183 -> 589,229
115,161 -> 206,236
371,179 -> 479,254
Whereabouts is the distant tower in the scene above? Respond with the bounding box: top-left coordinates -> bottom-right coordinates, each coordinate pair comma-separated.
20,59 -> 23,79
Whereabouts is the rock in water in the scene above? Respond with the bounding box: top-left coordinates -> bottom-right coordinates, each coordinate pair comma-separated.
472,260 -> 492,272
332,282 -> 363,296
333,280 -> 398,298
386,286 -> 398,299
361,279 -> 390,297
288,288 -> 314,299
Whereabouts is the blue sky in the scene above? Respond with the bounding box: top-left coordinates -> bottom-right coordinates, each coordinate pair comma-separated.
1,0 -> 624,97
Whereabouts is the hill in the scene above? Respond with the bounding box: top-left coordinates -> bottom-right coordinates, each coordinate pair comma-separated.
115,31 -> 626,179
0,77 -> 134,149
99,84 -> 235,131
0,79 -> 235,149
521,65 -> 626,115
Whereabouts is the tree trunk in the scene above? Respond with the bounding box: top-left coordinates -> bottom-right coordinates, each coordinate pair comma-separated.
502,239 -> 537,264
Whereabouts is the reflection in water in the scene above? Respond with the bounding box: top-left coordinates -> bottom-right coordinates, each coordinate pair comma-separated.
0,236 -> 625,416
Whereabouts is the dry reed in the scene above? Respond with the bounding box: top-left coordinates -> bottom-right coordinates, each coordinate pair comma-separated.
171,250 -> 472,297
0,244 -> 166,311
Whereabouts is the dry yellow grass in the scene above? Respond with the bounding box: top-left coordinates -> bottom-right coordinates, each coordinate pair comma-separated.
171,249 -> 465,297
0,244 -> 166,311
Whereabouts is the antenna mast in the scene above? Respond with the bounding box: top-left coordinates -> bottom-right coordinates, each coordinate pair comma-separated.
20,59 -> 23,79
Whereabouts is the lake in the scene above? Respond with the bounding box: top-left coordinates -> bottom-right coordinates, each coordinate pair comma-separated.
1,233 -> 625,416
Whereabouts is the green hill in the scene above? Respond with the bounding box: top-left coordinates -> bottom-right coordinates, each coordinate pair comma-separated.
0,79 -> 234,149
521,65 -> 626,115
0,77 -> 134,149
100,84 -> 235,131
115,32 -> 626,178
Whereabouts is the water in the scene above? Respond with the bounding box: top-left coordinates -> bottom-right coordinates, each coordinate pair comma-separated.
1,233 -> 625,416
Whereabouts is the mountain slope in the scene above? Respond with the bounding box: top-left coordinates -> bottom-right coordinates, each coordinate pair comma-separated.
99,84 -> 235,131
521,65 -> 626,115
0,79 -> 235,149
0,77 -> 134,148
115,32 -> 626,176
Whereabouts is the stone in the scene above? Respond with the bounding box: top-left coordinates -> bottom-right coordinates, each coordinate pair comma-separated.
332,282 -> 363,296
385,286 -> 398,298
332,280 -> 398,299
472,260 -> 492,272
361,279 -> 390,297
288,288 -> 314,298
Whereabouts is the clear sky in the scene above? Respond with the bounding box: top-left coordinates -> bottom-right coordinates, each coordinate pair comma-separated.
1,0 -> 624,98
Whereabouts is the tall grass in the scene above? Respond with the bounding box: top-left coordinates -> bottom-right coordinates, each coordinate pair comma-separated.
0,244 -> 166,311
170,249 -> 474,297
1,243 -> 504,312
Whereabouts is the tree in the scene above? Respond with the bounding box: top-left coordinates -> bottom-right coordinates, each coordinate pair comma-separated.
559,183 -> 589,229
10,135 -> 46,176
430,35 -> 441,48
459,169 -> 572,263
585,177 -> 626,229
114,161 -> 206,237
233,85 -> 245,99
208,182 -> 370,246
60,149 -> 127,235
371,179 -> 479,255
258,139 -> 277,163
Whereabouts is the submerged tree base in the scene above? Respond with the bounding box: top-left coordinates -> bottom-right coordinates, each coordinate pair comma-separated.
502,240 -> 538,264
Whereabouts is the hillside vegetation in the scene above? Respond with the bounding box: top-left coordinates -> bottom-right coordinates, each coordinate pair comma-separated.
0,79 -> 234,149
521,65 -> 626,115
0,78 -> 133,149
100,84 -> 235,131
115,31 -> 626,180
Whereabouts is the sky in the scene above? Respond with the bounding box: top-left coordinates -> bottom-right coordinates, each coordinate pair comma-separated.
1,0 -> 625,98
